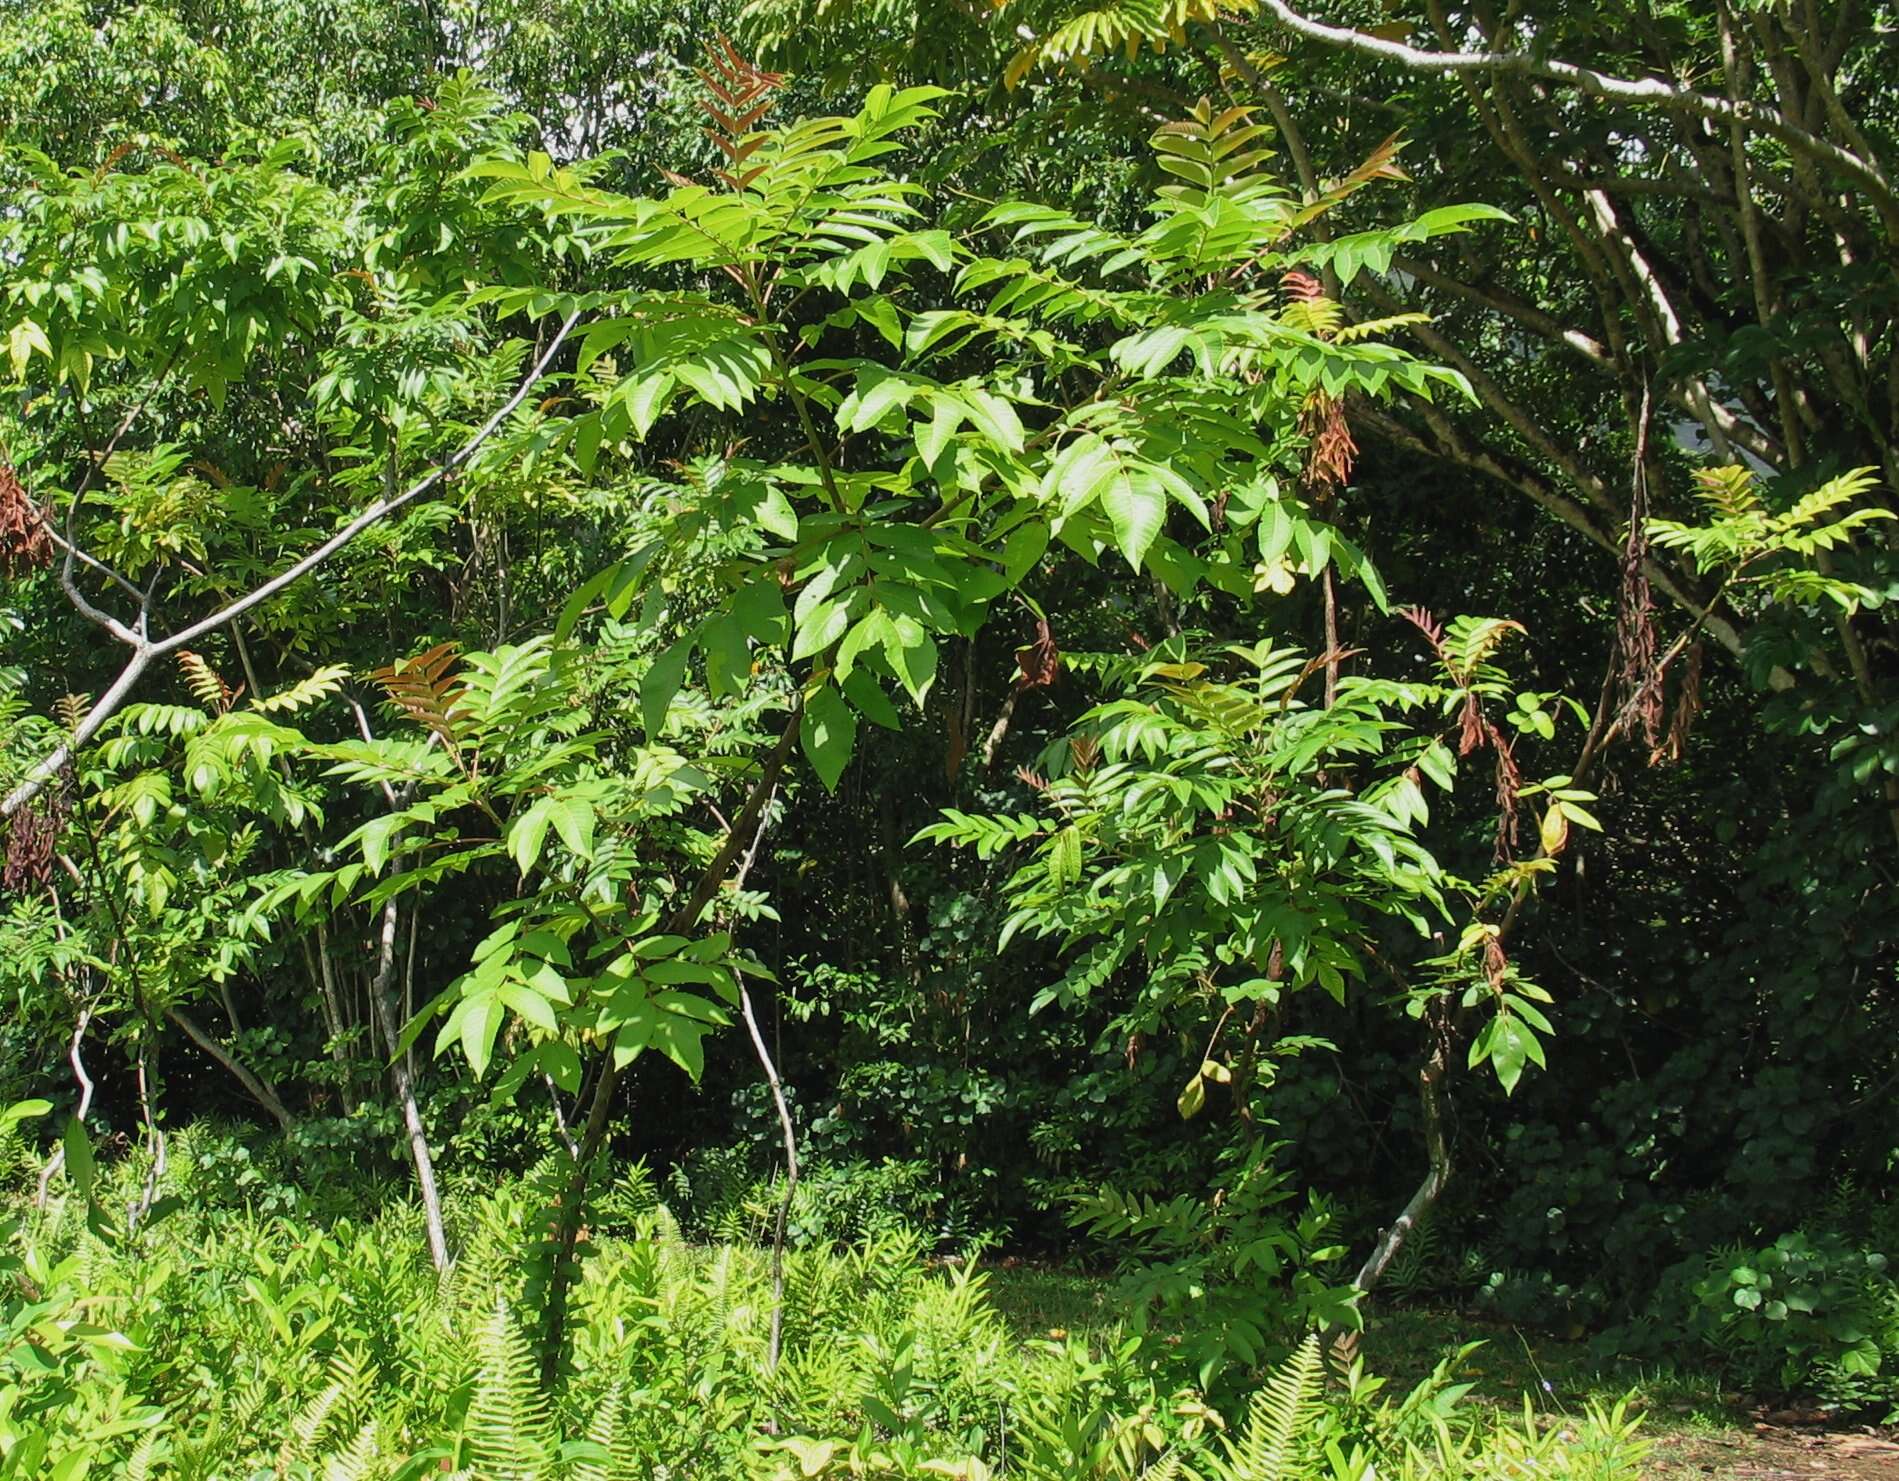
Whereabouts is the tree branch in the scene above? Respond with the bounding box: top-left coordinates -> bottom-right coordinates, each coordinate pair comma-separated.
3,315 -> 578,819
1252,0 -> 1899,229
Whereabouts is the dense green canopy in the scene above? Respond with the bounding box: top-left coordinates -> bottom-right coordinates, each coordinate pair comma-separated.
0,0 -> 1893,1471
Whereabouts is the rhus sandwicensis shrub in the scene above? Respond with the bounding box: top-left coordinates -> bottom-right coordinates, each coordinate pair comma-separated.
263,41 -> 1499,1372
920,620 -> 1617,1383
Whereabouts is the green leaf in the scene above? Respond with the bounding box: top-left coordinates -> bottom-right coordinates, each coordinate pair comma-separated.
842,669 -> 903,730
732,578 -> 790,645
549,797 -> 595,859
801,684 -> 858,792
1049,824 -> 1082,887
1102,469 -> 1165,572
0,1099 -> 51,1133
641,637 -> 694,739
1472,1016 -> 1541,1095
754,485 -> 800,541
541,1040 -> 583,1094
957,386 -> 1024,453
886,614 -> 938,705
836,608 -> 895,681
63,1116 -> 95,1198
792,597 -> 853,663
843,367 -> 914,433
1045,434 -> 1118,517
1000,518 -> 1050,583
508,798 -> 555,877
626,373 -> 676,439
649,1013 -> 713,1081
915,395 -> 962,467
461,993 -> 503,1079
498,982 -> 560,1034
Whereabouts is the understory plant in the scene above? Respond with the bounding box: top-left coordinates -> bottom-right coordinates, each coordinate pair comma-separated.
0,1136 -> 1650,1479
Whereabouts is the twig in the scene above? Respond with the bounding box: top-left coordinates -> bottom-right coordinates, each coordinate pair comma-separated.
727,783 -> 798,1378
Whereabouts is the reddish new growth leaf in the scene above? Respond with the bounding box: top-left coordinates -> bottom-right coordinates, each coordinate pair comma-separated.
1281,269 -> 1324,303
1014,616 -> 1062,692
1308,132 -> 1409,216
373,642 -> 467,745
1397,605 -> 1445,653
696,36 -> 786,193
0,467 -> 52,578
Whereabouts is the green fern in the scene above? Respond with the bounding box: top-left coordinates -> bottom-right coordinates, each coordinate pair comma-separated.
278,1346 -> 373,1473
1208,1334 -> 1324,1481
123,1427 -> 165,1481
461,1301 -> 556,1479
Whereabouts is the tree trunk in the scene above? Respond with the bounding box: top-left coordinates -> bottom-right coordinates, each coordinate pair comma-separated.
537,707 -> 803,1385
1332,1018 -> 1452,1372
366,898 -> 451,1273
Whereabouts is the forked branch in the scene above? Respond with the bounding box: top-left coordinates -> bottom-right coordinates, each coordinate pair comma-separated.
3,314 -> 579,820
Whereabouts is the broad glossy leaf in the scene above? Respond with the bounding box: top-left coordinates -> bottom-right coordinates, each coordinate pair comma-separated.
801,683 -> 858,791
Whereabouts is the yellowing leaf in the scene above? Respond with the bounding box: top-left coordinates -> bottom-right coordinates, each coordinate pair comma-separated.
1254,557 -> 1297,594
1539,804 -> 1569,858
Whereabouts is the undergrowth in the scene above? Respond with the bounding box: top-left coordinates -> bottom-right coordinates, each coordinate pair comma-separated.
0,1131 -> 1653,1479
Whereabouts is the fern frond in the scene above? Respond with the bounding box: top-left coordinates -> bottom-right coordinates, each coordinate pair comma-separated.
281,1379 -> 348,1468
462,1300 -> 554,1479
279,1346 -> 372,1469
320,1422 -> 385,1481
567,1381 -> 625,1481
123,1427 -> 164,1481
1219,1333 -> 1323,1479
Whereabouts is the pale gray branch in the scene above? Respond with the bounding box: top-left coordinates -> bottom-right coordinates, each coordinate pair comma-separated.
4,315 -> 578,819
1254,0 -> 1899,227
